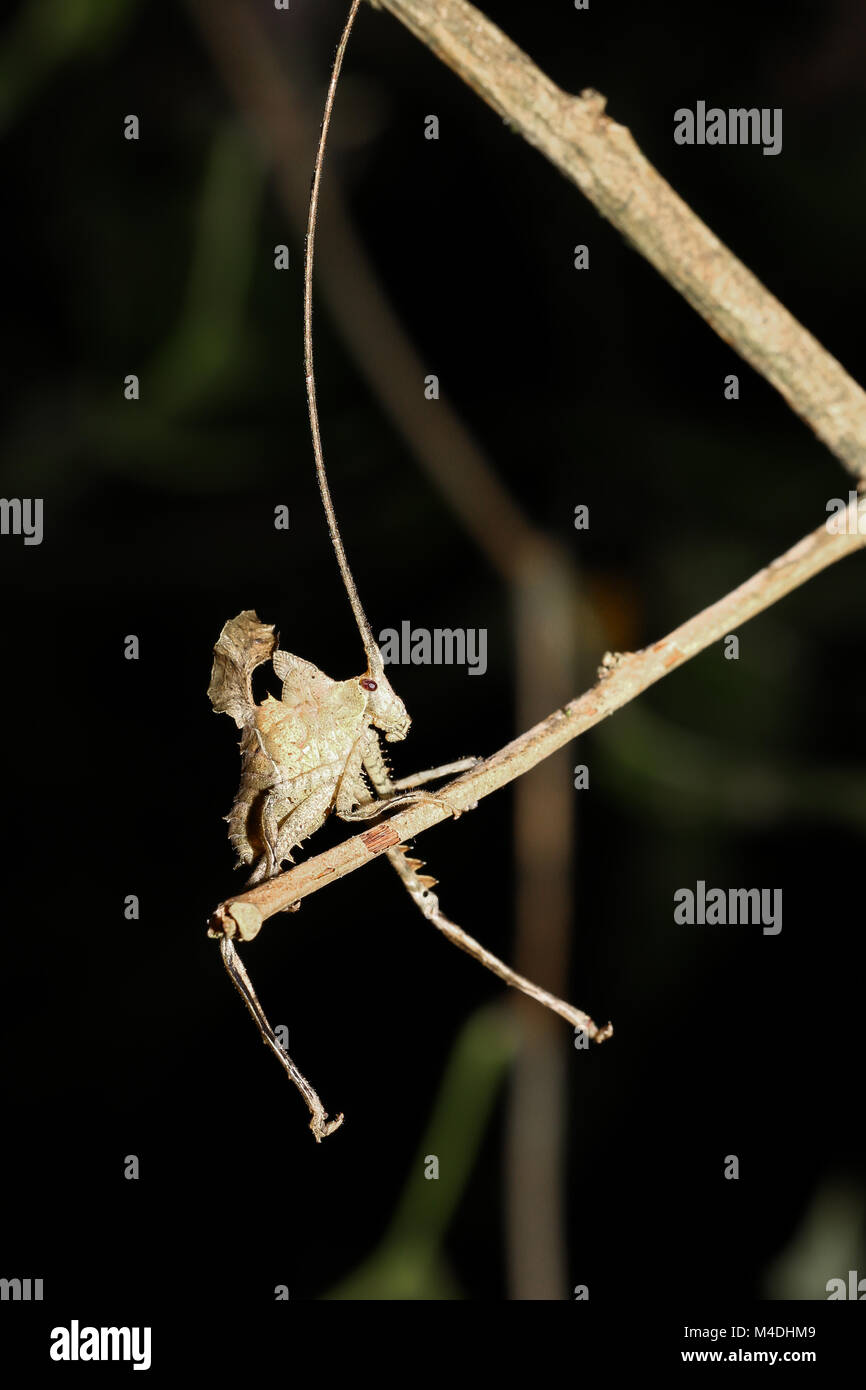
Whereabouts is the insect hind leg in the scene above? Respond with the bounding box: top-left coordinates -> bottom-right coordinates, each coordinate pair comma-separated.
248,782 -> 338,883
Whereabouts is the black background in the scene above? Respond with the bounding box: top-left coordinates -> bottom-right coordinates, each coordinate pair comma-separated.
1,0 -> 864,1350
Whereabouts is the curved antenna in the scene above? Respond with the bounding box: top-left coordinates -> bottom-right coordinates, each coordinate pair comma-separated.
304,0 -> 383,675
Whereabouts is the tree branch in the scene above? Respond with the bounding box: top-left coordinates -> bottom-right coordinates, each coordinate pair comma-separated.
209,503 -> 866,941
367,0 -> 866,479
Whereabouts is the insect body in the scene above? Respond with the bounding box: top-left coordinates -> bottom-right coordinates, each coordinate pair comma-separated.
208,610 -> 446,885
208,609 -> 471,1141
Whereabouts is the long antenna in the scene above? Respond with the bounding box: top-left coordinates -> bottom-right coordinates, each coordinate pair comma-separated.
304,0 -> 383,674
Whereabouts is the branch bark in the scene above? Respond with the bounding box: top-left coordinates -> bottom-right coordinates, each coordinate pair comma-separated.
209,502 -> 866,941
367,0 -> 866,479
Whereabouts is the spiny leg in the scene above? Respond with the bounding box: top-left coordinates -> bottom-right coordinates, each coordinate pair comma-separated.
332,737 -> 458,823
257,789 -> 282,883
219,937 -> 344,1141
252,781 -> 338,883
253,759 -> 347,880
348,739 -> 475,823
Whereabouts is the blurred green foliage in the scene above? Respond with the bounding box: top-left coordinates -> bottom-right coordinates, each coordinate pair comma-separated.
328,1005 -> 517,1299
0,0 -> 136,130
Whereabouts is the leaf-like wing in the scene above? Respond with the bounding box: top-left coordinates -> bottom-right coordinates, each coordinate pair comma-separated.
273,648 -> 335,707
208,610 -> 276,728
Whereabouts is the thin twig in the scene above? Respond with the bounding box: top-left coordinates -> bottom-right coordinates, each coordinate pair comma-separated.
367,0 -> 866,479
209,501 -> 866,939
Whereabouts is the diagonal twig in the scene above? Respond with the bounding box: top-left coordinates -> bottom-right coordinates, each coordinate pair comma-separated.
209,499 -> 866,940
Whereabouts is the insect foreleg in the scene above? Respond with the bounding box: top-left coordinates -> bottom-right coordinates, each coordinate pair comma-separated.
353,733 -> 467,821
370,757 -> 478,794
339,789 -> 454,821
330,738 -> 444,821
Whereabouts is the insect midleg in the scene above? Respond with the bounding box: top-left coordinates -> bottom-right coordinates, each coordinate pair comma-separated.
370,757 -> 477,794
352,734 -> 466,821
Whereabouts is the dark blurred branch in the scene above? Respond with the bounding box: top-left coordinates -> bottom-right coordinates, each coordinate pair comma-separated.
368,0 -> 866,480
506,571 -> 577,1298
209,502 -> 866,936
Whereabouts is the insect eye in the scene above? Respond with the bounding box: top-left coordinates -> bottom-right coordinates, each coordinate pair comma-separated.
360,678 -> 378,691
